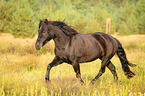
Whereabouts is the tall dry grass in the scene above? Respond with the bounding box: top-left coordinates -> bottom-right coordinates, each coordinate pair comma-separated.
0,33 -> 145,96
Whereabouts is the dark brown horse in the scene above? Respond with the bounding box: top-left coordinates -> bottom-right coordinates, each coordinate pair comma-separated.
35,19 -> 136,84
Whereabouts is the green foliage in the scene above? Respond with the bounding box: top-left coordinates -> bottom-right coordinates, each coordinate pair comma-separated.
0,1 -> 16,33
40,46 -> 46,53
10,0 -> 37,38
0,0 -> 145,38
135,0 -> 145,34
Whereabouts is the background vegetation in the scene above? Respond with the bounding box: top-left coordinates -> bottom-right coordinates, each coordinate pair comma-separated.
0,0 -> 145,38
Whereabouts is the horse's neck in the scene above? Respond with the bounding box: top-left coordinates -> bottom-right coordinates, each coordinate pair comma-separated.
53,32 -> 70,49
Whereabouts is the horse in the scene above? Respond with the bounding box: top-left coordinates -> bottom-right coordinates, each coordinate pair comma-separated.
35,19 -> 136,84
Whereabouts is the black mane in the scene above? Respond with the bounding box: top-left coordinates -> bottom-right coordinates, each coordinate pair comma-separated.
50,21 -> 78,36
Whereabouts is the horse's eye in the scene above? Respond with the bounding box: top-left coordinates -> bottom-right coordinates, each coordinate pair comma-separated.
43,31 -> 47,33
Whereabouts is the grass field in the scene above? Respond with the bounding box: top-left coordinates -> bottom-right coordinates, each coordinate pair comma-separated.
0,33 -> 145,96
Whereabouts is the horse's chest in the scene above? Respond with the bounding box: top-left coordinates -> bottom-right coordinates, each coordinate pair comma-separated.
56,48 -> 66,56
55,48 -> 74,63
55,48 -> 69,58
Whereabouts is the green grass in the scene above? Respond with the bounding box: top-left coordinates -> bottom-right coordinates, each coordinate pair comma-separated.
0,33 -> 145,96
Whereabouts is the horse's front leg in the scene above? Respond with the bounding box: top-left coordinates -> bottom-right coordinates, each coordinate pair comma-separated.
45,56 -> 63,82
72,61 -> 84,84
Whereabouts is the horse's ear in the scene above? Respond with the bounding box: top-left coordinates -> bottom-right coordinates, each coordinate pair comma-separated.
39,19 -> 42,28
44,19 -> 49,25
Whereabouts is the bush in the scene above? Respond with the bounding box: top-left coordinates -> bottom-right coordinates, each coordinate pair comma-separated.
0,0 -> 38,38
0,0 -> 145,38
10,0 -> 37,38
135,0 -> 145,34
0,1 -> 16,33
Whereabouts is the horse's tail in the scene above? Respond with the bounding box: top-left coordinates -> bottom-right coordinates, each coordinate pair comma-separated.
115,39 -> 136,78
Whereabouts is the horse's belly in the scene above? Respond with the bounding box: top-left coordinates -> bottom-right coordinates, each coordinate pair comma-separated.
79,51 -> 102,63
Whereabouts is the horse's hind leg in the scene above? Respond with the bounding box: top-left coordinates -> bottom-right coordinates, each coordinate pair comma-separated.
90,57 -> 109,84
107,61 -> 118,81
91,67 -> 105,84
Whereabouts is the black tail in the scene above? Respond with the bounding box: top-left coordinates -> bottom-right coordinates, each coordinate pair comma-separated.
116,39 -> 136,79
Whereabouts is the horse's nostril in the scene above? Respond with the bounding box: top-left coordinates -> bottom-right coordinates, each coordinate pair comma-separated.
37,43 -> 39,46
35,42 -> 40,50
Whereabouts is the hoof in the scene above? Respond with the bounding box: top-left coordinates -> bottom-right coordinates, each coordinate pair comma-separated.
80,81 -> 85,86
90,81 -> 95,85
45,78 -> 50,83
114,77 -> 118,82
90,79 -> 96,85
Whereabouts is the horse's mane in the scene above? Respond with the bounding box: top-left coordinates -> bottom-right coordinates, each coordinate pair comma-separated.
50,21 -> 78,36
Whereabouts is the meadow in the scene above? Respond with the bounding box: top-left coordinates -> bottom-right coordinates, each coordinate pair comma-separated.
0,33 -> 145,96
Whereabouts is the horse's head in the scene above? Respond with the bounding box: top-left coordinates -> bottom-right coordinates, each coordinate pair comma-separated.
35,19 -> 55,50
35,19 -> 78,50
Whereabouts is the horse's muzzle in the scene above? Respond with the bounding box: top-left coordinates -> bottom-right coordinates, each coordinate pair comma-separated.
35,42 -> 42,50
